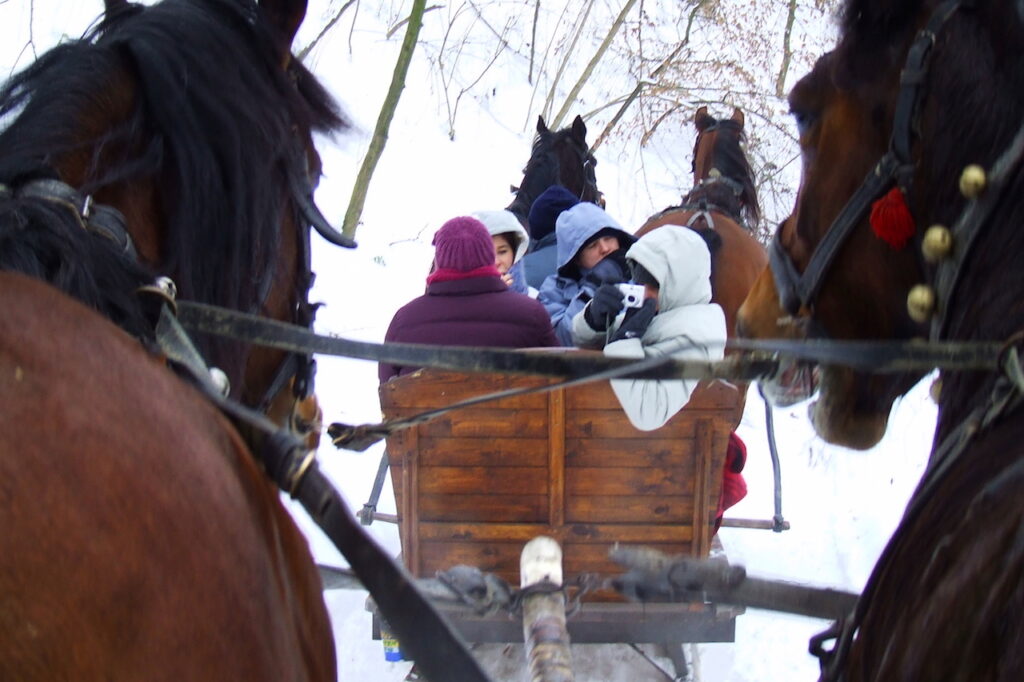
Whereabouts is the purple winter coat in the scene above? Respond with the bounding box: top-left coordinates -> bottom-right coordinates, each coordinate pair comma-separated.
379,275 -> 559,383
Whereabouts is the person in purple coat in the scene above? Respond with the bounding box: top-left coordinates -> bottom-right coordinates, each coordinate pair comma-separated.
379,216 -> 560,383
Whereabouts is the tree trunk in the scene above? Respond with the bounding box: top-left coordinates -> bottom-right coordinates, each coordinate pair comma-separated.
341,0 -> 427,240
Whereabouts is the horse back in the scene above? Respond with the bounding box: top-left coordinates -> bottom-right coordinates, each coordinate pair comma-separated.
0,273 -> 333,681
636,208 -> 767,338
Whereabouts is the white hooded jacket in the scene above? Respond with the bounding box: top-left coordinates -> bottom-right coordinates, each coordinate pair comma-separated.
573,225 -> 726,430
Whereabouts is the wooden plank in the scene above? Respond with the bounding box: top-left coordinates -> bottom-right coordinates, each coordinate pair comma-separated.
566,437 -> 692,468
418,522 -> 551,543
564,410 -> 650,439
417,522 -> 693,544
403,426 -> 420,574
417,436 -> 548,467
565,495 -> 694,524
563,541 -> 691,577
548,387 -> 565,528
380,371 -> 551,409
419,493 -> 547,523
566,466 -> 692,497
418,408 -> 548,438
692,419 -> 712,557
420,541 -> 523,577
419,466 -> 548,496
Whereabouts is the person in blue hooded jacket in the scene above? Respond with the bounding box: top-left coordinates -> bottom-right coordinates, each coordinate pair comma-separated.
536,201 -> 636,345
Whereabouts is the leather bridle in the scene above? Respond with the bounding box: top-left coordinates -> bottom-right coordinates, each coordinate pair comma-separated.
768,0 -> 968,318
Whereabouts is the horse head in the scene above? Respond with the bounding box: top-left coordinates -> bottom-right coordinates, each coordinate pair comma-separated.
738,0 -> 1024,450
0,0 -> 349,415
689,106 -> 760,227
507,114 -> 602,223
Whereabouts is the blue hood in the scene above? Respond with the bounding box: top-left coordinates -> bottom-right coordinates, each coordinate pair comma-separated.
554,202 -> 635,277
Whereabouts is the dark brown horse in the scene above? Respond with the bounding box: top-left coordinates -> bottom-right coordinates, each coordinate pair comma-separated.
635,106 -> 767,341
0,0 -> 346,678
0,0 -> 352,429
506,114 -> 603,224
738,1 -> 1024,679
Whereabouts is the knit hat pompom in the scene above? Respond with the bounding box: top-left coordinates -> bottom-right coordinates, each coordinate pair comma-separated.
432,216 -> 496,271
528,185 -> 580,240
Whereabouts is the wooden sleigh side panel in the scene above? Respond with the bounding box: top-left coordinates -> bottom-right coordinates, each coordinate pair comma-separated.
379,356 -> 742,594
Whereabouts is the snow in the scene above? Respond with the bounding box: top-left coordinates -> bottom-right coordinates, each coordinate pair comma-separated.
1,1 -> 939,679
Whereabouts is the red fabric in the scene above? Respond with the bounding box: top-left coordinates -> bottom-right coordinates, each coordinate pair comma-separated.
426,264 -> 501,285
869,186 -> 915,249
716,432 -> 748,528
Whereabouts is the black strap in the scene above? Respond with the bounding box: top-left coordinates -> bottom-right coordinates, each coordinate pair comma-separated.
759,385 -> 787,533
155,307 -> 490,682
358,450 -> 390,525
177,300 -> 1004,379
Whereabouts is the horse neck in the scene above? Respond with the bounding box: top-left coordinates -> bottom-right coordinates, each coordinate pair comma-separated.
905,10 -> 1024,443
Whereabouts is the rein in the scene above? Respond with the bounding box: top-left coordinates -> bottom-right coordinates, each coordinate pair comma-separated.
152,304 -> 491,682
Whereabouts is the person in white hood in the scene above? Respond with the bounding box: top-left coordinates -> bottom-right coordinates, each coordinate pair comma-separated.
572,225 -> 727,431
471,209 -> 531,295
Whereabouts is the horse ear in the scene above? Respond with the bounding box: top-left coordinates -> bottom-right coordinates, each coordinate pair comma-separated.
259,0 -> 308,55
536,116 -> 550,135
694,106 -> 714,132
731,107 -> 745,129
571,115 -> 587,142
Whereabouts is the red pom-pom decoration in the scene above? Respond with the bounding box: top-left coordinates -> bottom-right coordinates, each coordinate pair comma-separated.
869,186 -> 915,250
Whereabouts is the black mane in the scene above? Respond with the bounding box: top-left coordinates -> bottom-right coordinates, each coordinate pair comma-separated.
0,0 -> 345,342
686,118 -> 760,227
507,124 -> 600,223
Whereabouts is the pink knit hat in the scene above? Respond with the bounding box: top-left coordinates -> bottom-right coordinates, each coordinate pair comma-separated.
432,216 -> 496,271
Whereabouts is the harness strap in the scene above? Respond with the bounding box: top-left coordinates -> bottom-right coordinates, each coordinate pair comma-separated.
15,178 -> 138,259
154,306 -> 490,682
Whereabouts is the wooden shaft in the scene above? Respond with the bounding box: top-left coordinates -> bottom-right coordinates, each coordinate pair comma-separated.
521,537 -> 574,682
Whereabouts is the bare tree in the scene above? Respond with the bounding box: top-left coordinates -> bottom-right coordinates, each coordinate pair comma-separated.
341,0 -> 428,240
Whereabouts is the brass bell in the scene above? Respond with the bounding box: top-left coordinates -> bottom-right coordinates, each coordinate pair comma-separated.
907,284 -> 936,323
959,164 -> 986,199
921,224 -> 953,262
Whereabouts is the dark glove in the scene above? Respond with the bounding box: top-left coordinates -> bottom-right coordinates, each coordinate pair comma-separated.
586,248 -> 630,284
610,298 -> 656,342
584,283 -> 626,331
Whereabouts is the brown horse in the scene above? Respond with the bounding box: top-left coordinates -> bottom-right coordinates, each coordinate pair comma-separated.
737,1 -> 1024,679
635,106 -> 767,341
0,272 -> 334,680
0,0 -> 352,429
0,0 -> 346,678
506,114 -> 603,224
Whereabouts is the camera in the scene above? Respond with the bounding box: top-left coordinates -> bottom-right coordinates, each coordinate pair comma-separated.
617,283 -> 646,309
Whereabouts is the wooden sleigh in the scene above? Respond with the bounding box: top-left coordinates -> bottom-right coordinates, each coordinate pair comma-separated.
374,354 -> 746,673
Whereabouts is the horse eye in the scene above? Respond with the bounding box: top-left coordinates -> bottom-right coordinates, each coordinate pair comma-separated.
791,109 -> 814,137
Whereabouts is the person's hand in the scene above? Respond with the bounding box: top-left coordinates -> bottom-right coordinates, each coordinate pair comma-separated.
584,283 -> 625,331
500,271 -> 514,287
610,299 -> 656,342
586,249 -> 629,284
